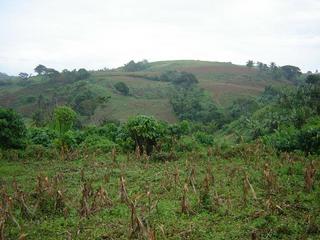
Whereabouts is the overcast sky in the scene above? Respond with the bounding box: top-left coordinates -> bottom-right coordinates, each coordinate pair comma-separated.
0,0 -> 319,75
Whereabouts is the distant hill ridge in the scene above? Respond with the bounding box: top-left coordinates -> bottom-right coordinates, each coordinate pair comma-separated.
0,60 -> 292,124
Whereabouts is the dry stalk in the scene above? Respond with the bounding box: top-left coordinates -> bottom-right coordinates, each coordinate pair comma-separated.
207,147 -> 213,158
0,187 -> 21,239
181,183 -> 189,214
91,186 -> 113,213
129,197 -> 156,240
304,161 -> 316,192
243,173 -> 257,204
263,164 -> 277,193
112,148 -> 117,163
120,176 -> 129,204
135,145 -> 141,160
173,166 -> 180,186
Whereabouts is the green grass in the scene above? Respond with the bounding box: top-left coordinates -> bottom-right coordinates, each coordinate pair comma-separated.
1,144 -> 319,239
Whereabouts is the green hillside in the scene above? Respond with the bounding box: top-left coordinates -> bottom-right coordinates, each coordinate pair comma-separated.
0,60 -> 290,124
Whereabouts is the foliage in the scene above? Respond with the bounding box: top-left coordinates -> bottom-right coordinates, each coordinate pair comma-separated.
53,106 -> 77,135
171,87 -> 225,125
80,135 -> 118,153
28,127 -> 57,147
168,120 -> 191,138
280,65 -> 302,82
34,64 -> 47,75
126,115 -> 166,155
297,117 -> 320,154
54,130 -> 78,149
160,70 -> 198,88
123,60 -> 150,72
227,98 -> 259,121
175,136 -> 199,152
18,72 -> 30,81
246,60 -> 254,67
0,107 -> 27,149
194,131 -> 214,146
114,82 -> 129,95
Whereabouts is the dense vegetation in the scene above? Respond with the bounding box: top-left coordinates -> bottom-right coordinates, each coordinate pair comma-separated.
0,60 -> 319,239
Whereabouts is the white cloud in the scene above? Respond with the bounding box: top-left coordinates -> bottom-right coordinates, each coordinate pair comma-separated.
0,0 -> 319,74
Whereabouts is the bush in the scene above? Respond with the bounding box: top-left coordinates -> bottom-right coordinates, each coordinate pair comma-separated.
28,127 -> 57,147
175,136 -> 199,152
195,131 -> 214,146
53,106 -> 77,135
114,82 -> 129,95
0,108 -> 27,149
126,115 -> 166,155
297,117 -> 320,154
80,135 -> 118,153
54,130 -> 78,149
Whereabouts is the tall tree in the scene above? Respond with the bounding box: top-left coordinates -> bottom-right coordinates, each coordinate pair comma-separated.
280,65 -> 302,81
34,64 -> 47,75
246,60 -> 254,67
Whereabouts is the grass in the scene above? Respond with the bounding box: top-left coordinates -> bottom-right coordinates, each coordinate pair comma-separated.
1,143 -> 319,239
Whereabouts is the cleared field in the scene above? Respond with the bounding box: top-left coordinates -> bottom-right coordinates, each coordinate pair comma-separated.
1,143 -> 318,239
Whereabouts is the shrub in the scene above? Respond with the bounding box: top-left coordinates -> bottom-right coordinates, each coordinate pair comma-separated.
126,115 -> 166,155
195,131 -> 214,146
53,106 -> 77,135
263,126 -> 298,152
114,82 -> 129,95
80,135 -> 118,153
175,136 -> 199,152
297,117 -> 320,154
0,107 -> 27,149
28,127 -> 57,147
54,130 -> 78,149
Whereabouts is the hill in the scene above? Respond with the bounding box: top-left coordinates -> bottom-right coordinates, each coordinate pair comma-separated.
0,60 -> 291,124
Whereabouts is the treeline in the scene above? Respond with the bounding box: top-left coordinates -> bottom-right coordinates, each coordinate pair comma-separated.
122,60 -> 150,72
0,107 -> 215,160
246,60 -> 303,82
227,74 -> 320,154
18,64 -> 91,83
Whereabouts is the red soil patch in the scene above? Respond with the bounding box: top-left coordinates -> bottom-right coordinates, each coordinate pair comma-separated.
178,65 -> 256,75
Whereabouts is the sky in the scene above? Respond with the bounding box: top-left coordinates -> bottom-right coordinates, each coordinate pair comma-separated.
0,0 -> 319,75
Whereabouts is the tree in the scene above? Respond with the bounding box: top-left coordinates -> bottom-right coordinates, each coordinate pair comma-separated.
228,98 -> 259,120
77,68 -> 90,80
18,72 -> 30,81
46,68 -> 60,81
126,115 -> 165,155
269,62 -> 282,80
306,74 -> 320,85
257,62 -> 264,71
114,82 -> 129,95
280,65 -> 302,81
170,71 -> 198,88
34,64 -> 47,75
53,106 -> 77,135
123,60 -> 150,72
246,60 -> 254,67
0,107 -> 27,149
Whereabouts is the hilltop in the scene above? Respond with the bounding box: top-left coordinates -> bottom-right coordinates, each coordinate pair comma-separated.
0,60 -> 291,124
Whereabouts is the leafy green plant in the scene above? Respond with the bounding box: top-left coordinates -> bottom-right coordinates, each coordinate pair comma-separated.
80,135 -> 118,153
114,82 -> 129,95
28,127 -> 57,147
126,115 -> 166,155
195,131 -> 214,146
53,106 -> 77,135
0,107 -> 27,149
175,136 -> 199,152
